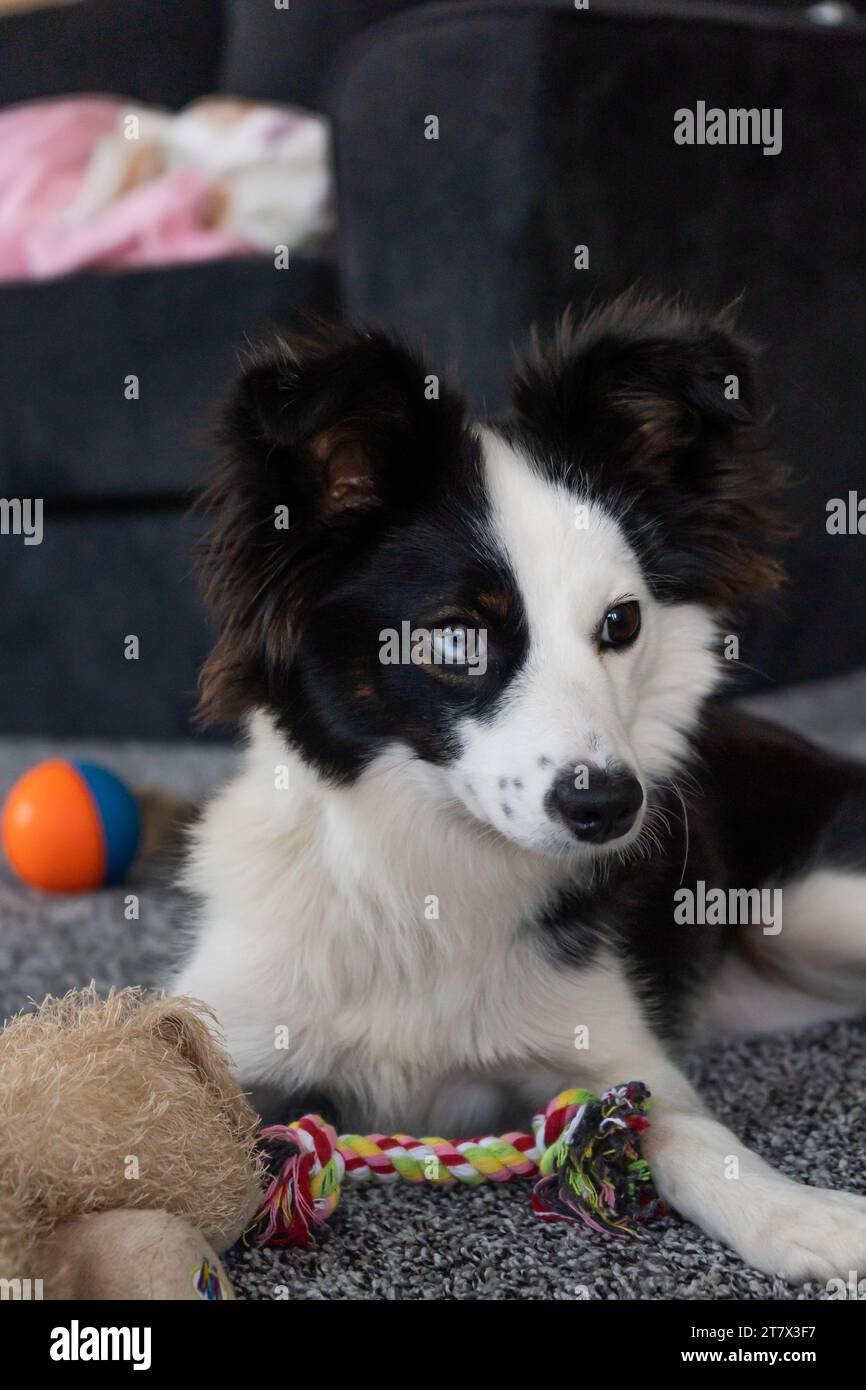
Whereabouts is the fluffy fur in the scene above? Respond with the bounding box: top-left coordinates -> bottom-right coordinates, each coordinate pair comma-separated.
174,292 -> 866,1281
0,987 -> 262,1280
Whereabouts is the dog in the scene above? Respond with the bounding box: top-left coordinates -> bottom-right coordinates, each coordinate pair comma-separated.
174,292 -> 866,1281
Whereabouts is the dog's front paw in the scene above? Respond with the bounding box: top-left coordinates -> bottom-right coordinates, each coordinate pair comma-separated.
732,1183 -> 866,1283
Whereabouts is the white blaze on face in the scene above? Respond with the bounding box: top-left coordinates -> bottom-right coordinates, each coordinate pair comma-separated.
446,430 -> 721,855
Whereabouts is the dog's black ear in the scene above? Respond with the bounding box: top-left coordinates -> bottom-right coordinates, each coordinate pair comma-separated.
512,293 -> 789,607
198,326 -> 466,724
224,327 -> 463,520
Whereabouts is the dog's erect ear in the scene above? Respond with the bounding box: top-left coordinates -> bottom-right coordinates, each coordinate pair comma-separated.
224,328 -> 461,519
198,326 -> 466,724
511,293 -> 789,606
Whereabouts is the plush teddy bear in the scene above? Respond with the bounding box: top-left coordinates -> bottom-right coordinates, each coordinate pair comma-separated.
0,987 -> 264,1300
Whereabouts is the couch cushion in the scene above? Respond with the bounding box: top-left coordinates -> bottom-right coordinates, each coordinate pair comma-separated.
1,256 -> 337,498
219,0 -> 429,111
0,508 -> 211,738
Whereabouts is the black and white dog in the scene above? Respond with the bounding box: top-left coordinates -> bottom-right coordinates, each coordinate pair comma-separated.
175,294 -> 866,1280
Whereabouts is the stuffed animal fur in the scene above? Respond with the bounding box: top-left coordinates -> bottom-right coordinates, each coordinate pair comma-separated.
0,986 -> 264,1299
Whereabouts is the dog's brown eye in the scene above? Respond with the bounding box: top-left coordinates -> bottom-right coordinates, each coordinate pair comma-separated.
600,601 -> 641,649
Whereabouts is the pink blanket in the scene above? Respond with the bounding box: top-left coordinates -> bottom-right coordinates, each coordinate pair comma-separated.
0,96 -> 332,282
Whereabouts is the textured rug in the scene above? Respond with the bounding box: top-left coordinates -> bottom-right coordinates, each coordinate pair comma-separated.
2,669 -> 866,1301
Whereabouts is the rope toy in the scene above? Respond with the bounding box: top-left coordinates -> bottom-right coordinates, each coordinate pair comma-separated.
247,1081 -> 664,1249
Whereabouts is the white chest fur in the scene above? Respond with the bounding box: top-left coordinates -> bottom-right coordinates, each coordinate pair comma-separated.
174,714 -> 646,1130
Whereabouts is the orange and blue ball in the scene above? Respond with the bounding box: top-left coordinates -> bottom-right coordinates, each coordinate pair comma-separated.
1,759 -> 140,892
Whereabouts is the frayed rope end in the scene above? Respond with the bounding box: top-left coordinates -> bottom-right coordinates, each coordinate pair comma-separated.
531,1082 -> 665,1235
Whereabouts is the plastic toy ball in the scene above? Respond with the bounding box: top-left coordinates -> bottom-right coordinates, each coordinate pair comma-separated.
1,759 -> 140,892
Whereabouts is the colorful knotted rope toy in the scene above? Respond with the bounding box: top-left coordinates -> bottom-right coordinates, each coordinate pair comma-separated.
247,1082 -> 664,1248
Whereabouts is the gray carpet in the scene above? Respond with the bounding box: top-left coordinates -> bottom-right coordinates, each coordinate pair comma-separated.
3,670 -> 866,1301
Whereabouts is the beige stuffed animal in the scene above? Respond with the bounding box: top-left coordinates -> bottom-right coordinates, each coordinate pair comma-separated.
0,987 -> 264,1299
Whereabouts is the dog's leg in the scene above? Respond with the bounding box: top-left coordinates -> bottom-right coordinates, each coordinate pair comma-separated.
695,945 -> 861,1041
524,955 -> 866,1282
699,867 -> 866,1041
583,1042 -> 866,1282
747,867 -> 866,1003
698,713 -> 866,1009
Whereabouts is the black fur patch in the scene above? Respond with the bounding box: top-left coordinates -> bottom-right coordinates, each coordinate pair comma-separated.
505,290 -> 789,608
541,706 -> 866,1041
198,325 -> 529,779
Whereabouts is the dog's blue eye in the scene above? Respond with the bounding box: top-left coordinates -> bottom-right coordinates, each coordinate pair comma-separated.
600,601 -> 641,648
432,625 -> 469,665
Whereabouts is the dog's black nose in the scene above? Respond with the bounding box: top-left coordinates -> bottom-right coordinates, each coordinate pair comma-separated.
546,766 -> 644,843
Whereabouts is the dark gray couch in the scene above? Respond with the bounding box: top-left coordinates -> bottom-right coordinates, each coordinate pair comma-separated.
1,0 -> 864,738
